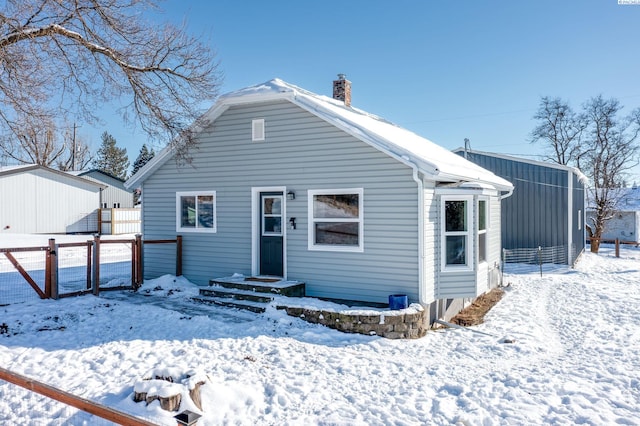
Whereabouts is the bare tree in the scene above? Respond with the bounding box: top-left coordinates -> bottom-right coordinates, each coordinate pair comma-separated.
1,117 -> 92,169
0,0 -> 221,162
532,95 -> 640,253
1,117 -> 66,166
530,96 -> 586,165
56,130 -> 93,171
580,96 -> 640,253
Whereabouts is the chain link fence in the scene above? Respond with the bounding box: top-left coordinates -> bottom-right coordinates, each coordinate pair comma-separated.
502,245 -> 572,275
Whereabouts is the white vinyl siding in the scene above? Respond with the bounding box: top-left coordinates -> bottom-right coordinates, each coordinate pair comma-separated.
437,191 -> 503,300
0,167 -> 101,234
478,198 -> 488,263
141,100 -> 419,304
308,188 -> 363,252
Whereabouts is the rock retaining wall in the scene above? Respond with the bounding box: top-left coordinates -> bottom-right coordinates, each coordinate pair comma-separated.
280,305 -> 429,339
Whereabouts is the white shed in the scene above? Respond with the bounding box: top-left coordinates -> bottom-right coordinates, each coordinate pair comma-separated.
0,165 -> 105,234
69,169 -> 134,208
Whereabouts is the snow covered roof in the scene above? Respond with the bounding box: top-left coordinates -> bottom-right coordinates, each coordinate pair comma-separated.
0,164 -> 35,174
126,78 -> 513,191
452,148 -> 589,184
68,169 -> 126,183
0,164 -> 106,188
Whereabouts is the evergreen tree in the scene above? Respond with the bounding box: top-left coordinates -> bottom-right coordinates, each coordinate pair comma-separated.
132,144 -> 155,175
93,131 -> 129,180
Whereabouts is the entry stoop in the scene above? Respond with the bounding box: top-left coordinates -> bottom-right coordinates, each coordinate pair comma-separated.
193,276 -> 305,313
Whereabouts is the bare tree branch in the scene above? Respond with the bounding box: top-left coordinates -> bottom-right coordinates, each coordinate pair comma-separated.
530,96 -> 586,165
0,0 -> 221,163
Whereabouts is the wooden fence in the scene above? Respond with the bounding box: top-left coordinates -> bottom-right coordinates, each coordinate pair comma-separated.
99,208 -> 141,235
0,235 -> 182,304
587,237 -> 639,257
0,367 -> 157,426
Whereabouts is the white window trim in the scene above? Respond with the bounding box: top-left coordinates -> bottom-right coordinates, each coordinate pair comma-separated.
440,195 -> 473,272
176,191 -> 217,233
478,197 -> 489,264
308,188 -> 364,252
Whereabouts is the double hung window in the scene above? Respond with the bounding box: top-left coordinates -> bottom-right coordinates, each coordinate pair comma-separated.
443,198 -> 470,268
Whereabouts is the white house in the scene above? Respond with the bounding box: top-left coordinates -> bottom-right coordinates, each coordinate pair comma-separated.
68,169 -> 134,208
587,187 -> 640,244
126,77 -> 513,323
0,164 -> 104,234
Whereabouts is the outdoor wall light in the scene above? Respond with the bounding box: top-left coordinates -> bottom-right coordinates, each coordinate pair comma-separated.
289,217 -> 296,230
287,190 -> 295,200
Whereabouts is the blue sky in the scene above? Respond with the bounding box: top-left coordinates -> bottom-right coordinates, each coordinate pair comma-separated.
88,0 -> 640,181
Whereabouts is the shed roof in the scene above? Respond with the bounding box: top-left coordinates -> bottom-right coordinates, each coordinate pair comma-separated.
68,169 -> 126,183
452,148 -> 589,184
126,78 -> 513,191
0,164 -> 106,188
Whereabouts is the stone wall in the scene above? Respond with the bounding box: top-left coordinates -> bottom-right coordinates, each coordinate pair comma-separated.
279,305 -> 429,339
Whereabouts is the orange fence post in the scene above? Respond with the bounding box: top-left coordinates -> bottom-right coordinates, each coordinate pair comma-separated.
135,234 -> 143,287
86,241 -> 92,290
45,244 -> 51,299
92,235 -> 100,296
130,238 -> 136,288
615,238 -> 620,258
48,239 -> 58,300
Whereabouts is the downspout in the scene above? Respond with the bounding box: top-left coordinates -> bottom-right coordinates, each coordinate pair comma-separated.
411,167 -> 426,307
567,170 -> 574,265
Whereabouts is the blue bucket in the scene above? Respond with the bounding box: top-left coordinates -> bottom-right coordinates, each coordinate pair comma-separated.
388,294 -> 408,310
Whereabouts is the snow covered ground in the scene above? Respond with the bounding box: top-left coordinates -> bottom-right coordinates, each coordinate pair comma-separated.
1,236 -> 639,425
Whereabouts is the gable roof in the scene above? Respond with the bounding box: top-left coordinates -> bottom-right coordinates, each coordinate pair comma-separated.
126,78 -> 513,191
0,164 -> 106,189
452,147 -> 589,184
68,169 -> 126,183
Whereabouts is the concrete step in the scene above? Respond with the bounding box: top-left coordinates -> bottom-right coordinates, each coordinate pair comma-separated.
209,276 -> 305,297
199,286 -> 274,304
192,295 -> 267,314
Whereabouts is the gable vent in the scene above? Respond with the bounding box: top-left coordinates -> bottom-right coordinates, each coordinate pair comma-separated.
252,118 -> 265,142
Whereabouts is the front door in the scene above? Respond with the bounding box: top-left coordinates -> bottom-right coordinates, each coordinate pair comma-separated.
260,193 -> 284,276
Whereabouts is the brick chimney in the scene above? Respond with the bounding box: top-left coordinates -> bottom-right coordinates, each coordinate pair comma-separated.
333,74 -> 352,107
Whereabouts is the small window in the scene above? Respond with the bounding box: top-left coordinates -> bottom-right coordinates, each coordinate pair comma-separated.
441,196 -> 472,271
308,188 -> 363,252
478,199 -> 487,263
176,191 -> 217,233
262,195 -> 283,236
252,119 -> 265,142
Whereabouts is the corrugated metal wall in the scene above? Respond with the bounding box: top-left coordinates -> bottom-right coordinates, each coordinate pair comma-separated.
571,172 -> 586,263
79,171 -> 134,208
0,168 -> 100,234
458,151 -> 586,265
